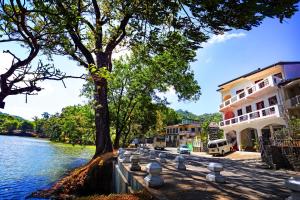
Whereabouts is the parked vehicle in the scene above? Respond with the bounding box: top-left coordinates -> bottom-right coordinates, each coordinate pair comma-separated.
207,139 -> 232,156
128,138 -> 139,148
177,144 -> 191,154
153,136 -> 166,150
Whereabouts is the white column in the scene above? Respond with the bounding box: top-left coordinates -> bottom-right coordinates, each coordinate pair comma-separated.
257,128 -> 262,137
236,131 -> 242,151
269,125 -> 274,139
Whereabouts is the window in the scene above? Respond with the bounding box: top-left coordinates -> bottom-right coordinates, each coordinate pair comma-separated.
246,105 -> 252,113
236,89 -> 244,94
167,129 -> 169,134
274,73 -> 283,79
217,141 -> 227,147
255,79 -> 263,84
256,101 -> 265,110
176,128 -> 178,133
208,143 -> 217,148
268,96 -> 278,106
155,137 -> 165,142
191,128 -> 195,132
237,109 -> 243,116
256,101 -> 265,116
180,128 -> 183,131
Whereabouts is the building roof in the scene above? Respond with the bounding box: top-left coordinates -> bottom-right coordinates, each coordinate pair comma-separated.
217,61 -> 300,90
208,138 -> 227,144
166,124 -> 200,128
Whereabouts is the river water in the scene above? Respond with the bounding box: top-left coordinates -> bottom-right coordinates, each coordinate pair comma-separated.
0,135 -> 94,199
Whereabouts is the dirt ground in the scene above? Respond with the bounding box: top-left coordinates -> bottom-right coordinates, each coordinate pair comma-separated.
223,151 -> 261,160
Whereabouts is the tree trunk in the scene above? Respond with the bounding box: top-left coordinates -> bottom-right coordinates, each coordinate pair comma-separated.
114,129 -> 122,149
93,53 -> 113,158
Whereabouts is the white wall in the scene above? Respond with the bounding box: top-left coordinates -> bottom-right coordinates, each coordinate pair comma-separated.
228,90 -> 281,118
229,80 -> 252,97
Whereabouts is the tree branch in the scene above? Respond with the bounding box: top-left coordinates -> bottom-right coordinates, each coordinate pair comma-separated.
105,14 -> 131,54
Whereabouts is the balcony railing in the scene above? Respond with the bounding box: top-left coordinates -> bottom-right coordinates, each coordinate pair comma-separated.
285,95 -> 300,108
178,131 -> 196,137
219,75 -> 282,110
219,105 -> 281,128
291,95 -> 300,107
273,139 -> 300,147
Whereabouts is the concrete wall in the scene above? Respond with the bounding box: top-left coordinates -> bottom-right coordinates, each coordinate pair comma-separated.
113,160 -> 144,194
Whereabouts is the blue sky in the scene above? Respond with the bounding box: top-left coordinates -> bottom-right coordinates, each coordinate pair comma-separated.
161,10 -> 300,115
1,10 -> 300,120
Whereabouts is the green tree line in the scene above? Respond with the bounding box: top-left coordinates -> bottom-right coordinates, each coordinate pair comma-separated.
0,112 -> 34,133
0,107 -> 222,147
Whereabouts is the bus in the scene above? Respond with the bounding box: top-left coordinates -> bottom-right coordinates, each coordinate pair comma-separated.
153,136 -> 166,150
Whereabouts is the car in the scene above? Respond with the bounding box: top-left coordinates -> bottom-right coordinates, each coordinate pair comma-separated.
128,138 -> 139,148
207,139 -> 232,156
177,144 -> 191,154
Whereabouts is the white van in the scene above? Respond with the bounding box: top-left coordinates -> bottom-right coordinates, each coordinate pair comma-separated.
153,136 -> 166,150
207,139 -> 232,156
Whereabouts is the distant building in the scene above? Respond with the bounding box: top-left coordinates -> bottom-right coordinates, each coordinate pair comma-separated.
208,122 -> 220,141
165,119 -> 201,150
217,61 -> 300,151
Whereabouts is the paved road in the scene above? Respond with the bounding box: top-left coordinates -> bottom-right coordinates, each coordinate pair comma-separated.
152,146 -> 261,161
134,146 -> 299,200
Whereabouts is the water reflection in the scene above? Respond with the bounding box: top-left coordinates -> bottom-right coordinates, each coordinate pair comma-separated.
0,135 -> 94,199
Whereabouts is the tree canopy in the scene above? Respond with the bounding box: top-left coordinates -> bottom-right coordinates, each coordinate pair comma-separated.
0,0 -> 84,109
1,0 -> 299,156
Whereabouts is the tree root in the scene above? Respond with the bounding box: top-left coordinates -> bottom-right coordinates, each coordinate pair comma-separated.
28,152 -> 115,199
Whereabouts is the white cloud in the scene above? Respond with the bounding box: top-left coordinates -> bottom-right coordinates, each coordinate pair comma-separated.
156,86 -> 178,103
0,52 -> 13,74
203,32 -> 246,47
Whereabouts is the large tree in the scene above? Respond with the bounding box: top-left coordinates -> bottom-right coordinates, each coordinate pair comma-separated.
6,0 -> 300,156
81,39 -> 200,148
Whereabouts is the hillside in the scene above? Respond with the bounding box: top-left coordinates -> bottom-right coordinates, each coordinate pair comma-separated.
0,112 -> 35,136
176,109 -> 222,124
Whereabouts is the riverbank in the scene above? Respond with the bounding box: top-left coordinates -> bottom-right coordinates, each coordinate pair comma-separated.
0,131 -> 38,137
30,152 -> 115,199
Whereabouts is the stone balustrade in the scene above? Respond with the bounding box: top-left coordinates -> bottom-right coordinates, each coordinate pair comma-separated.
121,151 -> 132,163
130,154 -> 141,171
286,176 -> 300,200
175,155 -> 186,170
144,162 -> 164,188
158,153 -> 167,163
206,162 -> 225,183
149,150 -> 156,159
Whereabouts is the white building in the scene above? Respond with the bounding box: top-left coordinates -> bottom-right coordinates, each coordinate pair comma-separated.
217,62 -> 300,151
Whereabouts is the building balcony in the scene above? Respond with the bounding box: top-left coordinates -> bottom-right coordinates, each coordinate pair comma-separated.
219,75 -> 282,111
285,95 -> 300,109
178,131 -> 196,137
219,105 -> 281,128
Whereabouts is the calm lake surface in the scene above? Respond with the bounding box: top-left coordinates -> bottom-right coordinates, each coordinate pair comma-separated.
0,135 -> 94,199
